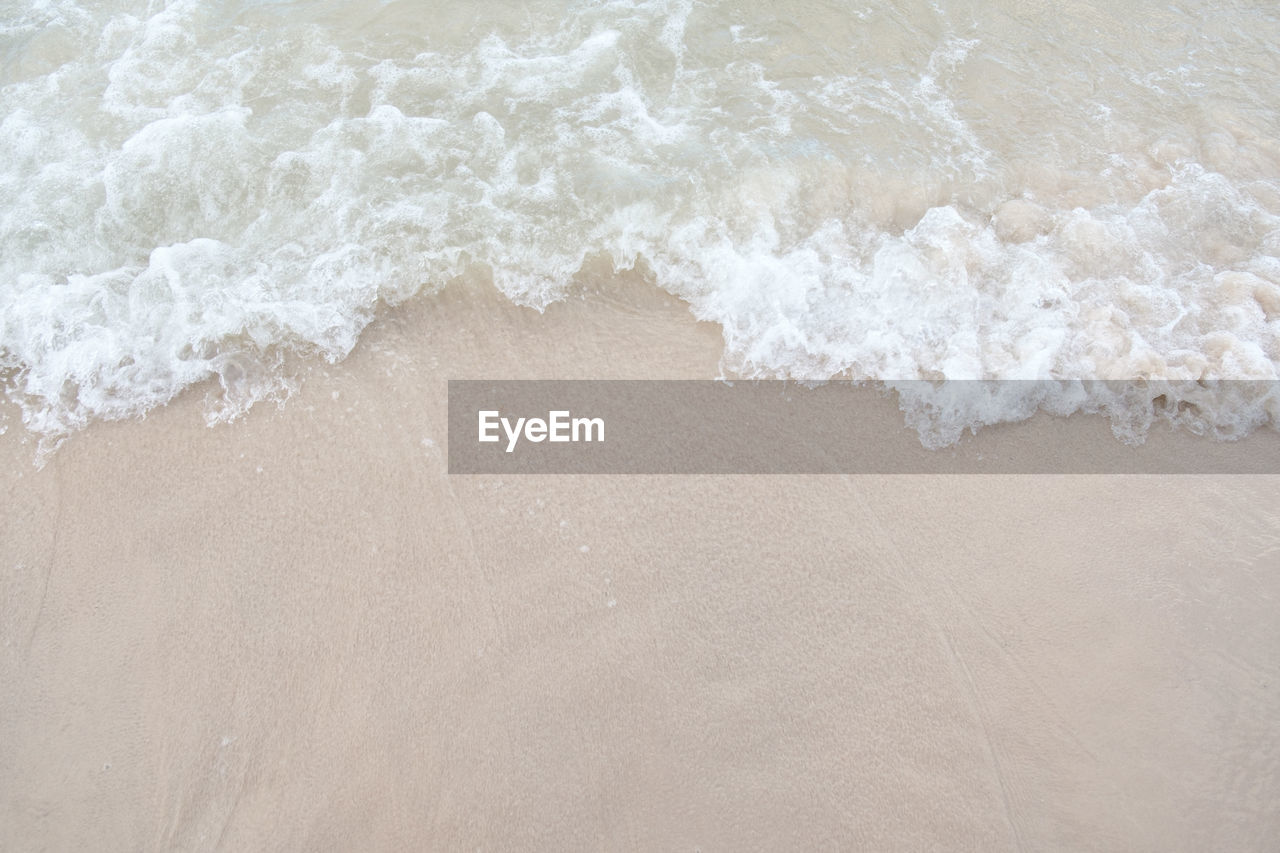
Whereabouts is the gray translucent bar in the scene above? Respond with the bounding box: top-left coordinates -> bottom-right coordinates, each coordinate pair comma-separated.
447,380 -> 1280,474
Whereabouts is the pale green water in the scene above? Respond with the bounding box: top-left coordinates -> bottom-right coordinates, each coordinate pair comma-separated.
1,0 -> 1278,439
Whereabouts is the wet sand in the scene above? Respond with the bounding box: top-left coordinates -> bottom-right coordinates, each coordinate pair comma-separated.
3,279 -> 1279,851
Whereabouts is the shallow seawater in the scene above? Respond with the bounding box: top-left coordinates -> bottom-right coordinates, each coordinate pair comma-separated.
1,0 -> 1278,441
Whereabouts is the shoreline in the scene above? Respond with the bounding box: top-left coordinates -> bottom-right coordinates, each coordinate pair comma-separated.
5,272 -> 1280,474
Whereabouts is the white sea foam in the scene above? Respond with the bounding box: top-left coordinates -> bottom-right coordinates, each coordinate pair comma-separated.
2,0 -> 1279,446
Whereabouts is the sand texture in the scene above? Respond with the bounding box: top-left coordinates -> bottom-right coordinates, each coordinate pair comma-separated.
3,281 -> 1279,851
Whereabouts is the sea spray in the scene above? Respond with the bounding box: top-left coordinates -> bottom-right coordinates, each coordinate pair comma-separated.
2,0 -> 1278,446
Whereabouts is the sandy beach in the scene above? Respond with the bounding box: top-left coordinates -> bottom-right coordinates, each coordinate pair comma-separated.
4,0 -> 1280,848
3,277 -> 1278,851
